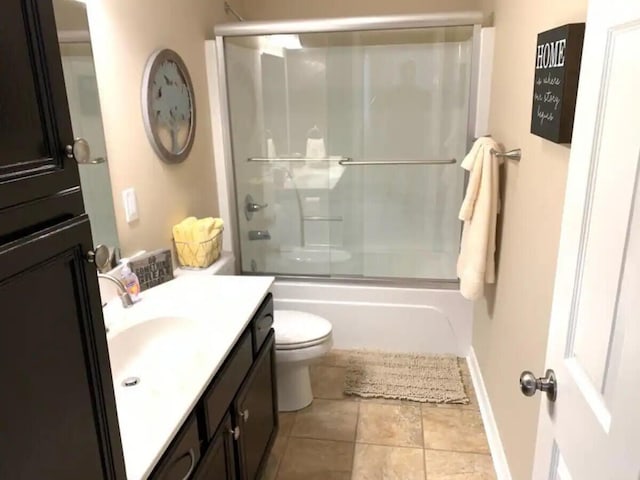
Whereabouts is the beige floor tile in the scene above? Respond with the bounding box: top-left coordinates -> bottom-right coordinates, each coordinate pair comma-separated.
352,444 -> 425,480
261,454 -> 279,480
458,357 -> 471,378
425,450 -> 496,479
261,433 -> 289,480
272,431 -> 289,458
356,396 -> 424,407
462,376 -> 479,410
277,438 -> 354,480
357,402 -> 423,448
279,412 -> 296,436
311,365 -> 350,400
422,409 -> 489,454
291,398 -> 359,441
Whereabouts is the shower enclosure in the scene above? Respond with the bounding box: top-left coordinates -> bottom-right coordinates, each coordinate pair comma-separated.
216,13 -> 481,284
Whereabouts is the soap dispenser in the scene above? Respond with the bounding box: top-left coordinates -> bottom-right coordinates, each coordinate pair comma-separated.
119,258 -> 141,302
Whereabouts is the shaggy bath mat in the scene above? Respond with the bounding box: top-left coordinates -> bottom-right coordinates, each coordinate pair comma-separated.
343,349 -> 469,404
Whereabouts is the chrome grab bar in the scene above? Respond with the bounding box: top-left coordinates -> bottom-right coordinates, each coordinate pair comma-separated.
303,216 -> 343,222
338,158 -> 456,166
247,156 -> 351,162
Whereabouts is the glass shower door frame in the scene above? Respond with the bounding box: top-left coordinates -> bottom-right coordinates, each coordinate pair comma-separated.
214,12 -> 483,285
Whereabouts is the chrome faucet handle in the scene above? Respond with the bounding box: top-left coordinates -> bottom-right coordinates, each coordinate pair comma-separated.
245,194 -> 268,220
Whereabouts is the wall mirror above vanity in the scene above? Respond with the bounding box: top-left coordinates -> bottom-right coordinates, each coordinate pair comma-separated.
53,0 -> 120,262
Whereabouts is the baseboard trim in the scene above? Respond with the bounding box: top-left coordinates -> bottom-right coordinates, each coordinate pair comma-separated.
467,347 -> 512,480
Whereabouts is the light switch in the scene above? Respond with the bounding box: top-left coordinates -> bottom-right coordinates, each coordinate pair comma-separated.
122,188 -> 139,223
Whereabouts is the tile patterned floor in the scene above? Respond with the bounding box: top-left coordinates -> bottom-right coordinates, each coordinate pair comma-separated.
261,352 -> 496,480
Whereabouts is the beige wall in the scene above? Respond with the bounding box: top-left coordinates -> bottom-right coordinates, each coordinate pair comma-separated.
86,0 -> 241,256
474,0 -> 587,478
237,0 -> 481,20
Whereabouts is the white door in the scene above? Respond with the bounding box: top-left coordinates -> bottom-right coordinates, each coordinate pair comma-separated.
532,0 -> 640,478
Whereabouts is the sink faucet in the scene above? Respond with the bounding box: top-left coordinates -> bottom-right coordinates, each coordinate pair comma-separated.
98,273 -> 134,309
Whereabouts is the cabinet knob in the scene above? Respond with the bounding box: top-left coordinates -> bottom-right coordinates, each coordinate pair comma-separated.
229,426 -> 240,441
241,409 -> 250,422
86,244 -> 110,270
65,137 -> 91,164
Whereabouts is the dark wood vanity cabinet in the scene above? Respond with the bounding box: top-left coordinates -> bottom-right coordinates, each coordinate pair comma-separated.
194,414 -> 237,480
151,294 -> 279,480
1,1 -> 127,479
153,414 -> 201,480
235,331 -> 278,480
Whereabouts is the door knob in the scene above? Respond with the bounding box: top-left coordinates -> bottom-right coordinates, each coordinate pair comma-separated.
65,137 -> 91,164
520,369 -> 557,401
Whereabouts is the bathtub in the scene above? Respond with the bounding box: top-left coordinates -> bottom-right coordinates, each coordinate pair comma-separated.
270,279 -> 472,357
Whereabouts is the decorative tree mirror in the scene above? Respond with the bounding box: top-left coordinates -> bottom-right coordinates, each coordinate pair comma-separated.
142,49 -> 195,163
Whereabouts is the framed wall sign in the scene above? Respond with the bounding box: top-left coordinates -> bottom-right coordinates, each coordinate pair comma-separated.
142,49 -> 196,163
530,23 -> 585,144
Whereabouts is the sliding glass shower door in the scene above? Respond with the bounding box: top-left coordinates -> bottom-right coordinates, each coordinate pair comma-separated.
224,25 -> 475,280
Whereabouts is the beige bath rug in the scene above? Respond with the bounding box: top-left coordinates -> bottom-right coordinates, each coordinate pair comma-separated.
342,349 -> 469,404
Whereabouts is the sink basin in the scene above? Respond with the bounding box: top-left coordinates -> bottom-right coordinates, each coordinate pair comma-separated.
108,317 -> 209,392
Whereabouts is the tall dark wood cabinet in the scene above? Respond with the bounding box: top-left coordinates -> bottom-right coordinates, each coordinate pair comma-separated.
0,1 -> 126,479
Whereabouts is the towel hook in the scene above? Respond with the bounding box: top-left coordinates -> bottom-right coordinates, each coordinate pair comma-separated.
491,148 -> 521,161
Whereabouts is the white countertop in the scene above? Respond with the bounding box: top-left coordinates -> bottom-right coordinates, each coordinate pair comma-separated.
103,275 -> 274,480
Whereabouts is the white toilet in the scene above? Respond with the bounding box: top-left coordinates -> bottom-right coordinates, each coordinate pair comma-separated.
273,310 -> 333,412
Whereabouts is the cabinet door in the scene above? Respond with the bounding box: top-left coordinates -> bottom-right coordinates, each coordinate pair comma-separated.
234,330 -> 278,480
0,215 -> 126,479
194,413 -> 238,480
0,0 -> 79,210
152,414 -> 201,480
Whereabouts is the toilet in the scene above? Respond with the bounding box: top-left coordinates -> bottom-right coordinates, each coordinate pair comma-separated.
273,310 -> 333,412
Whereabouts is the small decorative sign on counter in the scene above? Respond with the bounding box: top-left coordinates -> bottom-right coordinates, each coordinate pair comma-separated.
531,23 -> 585,144
129,249 -> 173,291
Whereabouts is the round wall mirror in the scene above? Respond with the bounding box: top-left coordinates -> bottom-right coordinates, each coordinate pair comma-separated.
141,49 -> 196,163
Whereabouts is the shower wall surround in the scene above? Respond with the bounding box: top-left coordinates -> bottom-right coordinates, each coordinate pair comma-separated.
224,26 -> 475,281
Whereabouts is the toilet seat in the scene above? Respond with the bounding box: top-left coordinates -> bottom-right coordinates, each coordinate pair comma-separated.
273,310 -> 333,351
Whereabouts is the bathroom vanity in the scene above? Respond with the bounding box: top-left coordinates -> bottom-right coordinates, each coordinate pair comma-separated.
104,275 -> 277,479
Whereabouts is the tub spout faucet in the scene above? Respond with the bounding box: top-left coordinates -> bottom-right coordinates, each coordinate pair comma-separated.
98,273 -> 134,308
248,230 -> 271,241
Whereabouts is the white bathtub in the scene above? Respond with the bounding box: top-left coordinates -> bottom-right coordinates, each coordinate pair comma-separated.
270,279 -> 472,357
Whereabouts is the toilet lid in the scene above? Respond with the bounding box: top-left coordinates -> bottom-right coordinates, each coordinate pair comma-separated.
273,310 -> 333,349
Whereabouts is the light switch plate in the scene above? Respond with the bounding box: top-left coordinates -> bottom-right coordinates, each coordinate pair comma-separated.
122,188 -> 139,223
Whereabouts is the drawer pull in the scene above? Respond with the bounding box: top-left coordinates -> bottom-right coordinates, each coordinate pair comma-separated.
229,426 -> 241,441
178,448 -> 196,480
241,408 -> 250,422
